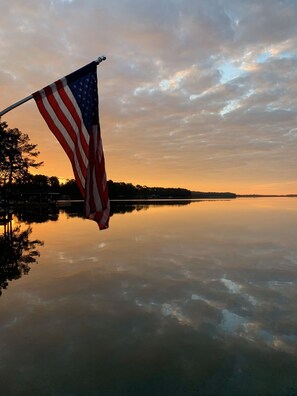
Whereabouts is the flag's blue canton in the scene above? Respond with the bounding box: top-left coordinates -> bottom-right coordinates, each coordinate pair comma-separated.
68,71 -> 99,132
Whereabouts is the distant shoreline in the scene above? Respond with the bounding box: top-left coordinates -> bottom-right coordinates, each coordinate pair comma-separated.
236,194 -> 297,198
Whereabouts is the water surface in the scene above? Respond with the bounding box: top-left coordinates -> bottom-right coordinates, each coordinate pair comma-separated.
1,198 -> 297,395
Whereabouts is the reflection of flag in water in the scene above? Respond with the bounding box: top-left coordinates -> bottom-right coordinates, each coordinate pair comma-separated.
33,61 -> 109,229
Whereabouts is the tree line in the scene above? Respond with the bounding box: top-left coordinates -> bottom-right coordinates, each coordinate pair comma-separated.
0,122 -> 192,202
6,176 -> 192,200
0,121 -> 235,203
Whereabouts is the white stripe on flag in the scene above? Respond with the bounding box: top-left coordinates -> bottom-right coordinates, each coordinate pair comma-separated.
92,126 -> 103,212
62,80 -> 90,145
40,89 -> 86,188
52,86 -> 88,168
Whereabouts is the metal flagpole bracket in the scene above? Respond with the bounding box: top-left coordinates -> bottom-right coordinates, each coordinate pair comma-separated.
95,55 -> 106,65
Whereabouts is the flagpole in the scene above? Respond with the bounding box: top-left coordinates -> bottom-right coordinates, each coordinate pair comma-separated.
0,56 -> 106,119
0,94 -> 33,119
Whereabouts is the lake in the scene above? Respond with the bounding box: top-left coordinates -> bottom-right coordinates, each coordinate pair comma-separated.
1,198 -> 297,395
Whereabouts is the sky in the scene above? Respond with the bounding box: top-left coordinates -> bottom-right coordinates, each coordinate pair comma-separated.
1,0 -> 297,194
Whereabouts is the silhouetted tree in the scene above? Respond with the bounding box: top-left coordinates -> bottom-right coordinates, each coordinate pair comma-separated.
30,174 -> 49,188
59,179 -> 81,199
0,224 -> 44,296
0,122 -> 43,188
49,176 -> 60,190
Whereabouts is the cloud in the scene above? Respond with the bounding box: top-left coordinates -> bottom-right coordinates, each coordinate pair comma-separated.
1,0 -> 297,193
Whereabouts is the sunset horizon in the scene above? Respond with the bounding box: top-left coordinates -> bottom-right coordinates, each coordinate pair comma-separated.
1,0 -> 297,196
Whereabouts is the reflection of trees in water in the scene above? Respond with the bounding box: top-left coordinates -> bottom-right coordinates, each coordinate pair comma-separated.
56,199 -> 228,219
110,200 -> 192,216
59,200 -> 193,218
0,216 -> 44,296
60,202 -> 85,219
0,199 -> 193,295
9,200 -> 196,225
13,205 -> 59,224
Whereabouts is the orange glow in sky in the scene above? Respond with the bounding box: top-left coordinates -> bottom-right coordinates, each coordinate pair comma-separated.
1,1 -> 297,195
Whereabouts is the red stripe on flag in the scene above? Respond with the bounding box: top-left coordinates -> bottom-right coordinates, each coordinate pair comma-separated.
55,80 -> 89,157
85,125 -> 109,229
94,137 -> 108,207
86,131 -> 97,213
43,86 -> 87,181
34,91 -> 85,196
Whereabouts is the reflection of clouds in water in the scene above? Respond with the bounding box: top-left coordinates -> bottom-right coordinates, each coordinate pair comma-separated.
58,251 -> 75,264
132,235 -> 145,242
88,257 -> 98,262
113,232 -> 297,354
221,277 -> 241,294
220,309 -> 248,334
97,242 -> 108,249
128,267 -> 297,356
191,294 -> 209,303
161,303 -> 192,326
267,280 -> 294,288
209,276 -> 297,353
9,205 -> 297,391
284,253 -> 297,265
219,309 -> 297,354
218,276 -> 297,352
191,294 -> 221,310
221,277 -> 258,308
133,298 -> 192,326
58,251 -> 66,260
245,294 -> 258,306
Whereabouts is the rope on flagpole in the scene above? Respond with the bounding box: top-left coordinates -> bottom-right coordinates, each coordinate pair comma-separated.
0,56 -> 107,120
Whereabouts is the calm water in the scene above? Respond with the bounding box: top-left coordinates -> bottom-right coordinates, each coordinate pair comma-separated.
1,198 -> 297,396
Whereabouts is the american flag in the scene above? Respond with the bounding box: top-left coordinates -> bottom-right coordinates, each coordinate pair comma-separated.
33,61 -> 110,229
